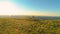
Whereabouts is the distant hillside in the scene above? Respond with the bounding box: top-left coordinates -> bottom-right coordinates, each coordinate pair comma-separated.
35,16 -> 60,20
10,16 -> 60,20
0,16 -> 60,20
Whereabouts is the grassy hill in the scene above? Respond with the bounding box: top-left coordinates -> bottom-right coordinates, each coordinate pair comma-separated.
0,16 -> 60,34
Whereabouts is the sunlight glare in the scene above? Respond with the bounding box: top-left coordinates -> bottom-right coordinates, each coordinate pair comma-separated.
0,1 -> 17,15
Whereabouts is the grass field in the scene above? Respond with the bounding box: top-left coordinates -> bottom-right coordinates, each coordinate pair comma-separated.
0,16 -> 60,34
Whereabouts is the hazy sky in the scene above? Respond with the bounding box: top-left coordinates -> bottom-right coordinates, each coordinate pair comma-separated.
0,0 -> 60,16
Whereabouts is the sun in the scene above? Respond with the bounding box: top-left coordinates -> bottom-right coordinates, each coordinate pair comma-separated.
0,1 -> 29,16
0,1 -> 17,16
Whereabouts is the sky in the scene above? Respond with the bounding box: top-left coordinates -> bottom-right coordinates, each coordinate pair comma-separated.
0,0 -> 60,16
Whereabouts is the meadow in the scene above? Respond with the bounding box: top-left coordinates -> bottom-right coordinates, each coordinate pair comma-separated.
0,16 -> 60,34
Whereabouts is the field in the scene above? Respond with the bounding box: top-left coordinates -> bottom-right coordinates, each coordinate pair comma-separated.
0,16 -> 60,34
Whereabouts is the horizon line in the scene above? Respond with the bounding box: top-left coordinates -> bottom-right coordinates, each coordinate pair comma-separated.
0,15 -> 59,17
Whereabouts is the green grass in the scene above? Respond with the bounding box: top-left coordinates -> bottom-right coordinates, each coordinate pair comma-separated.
0,17 -> 60,34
